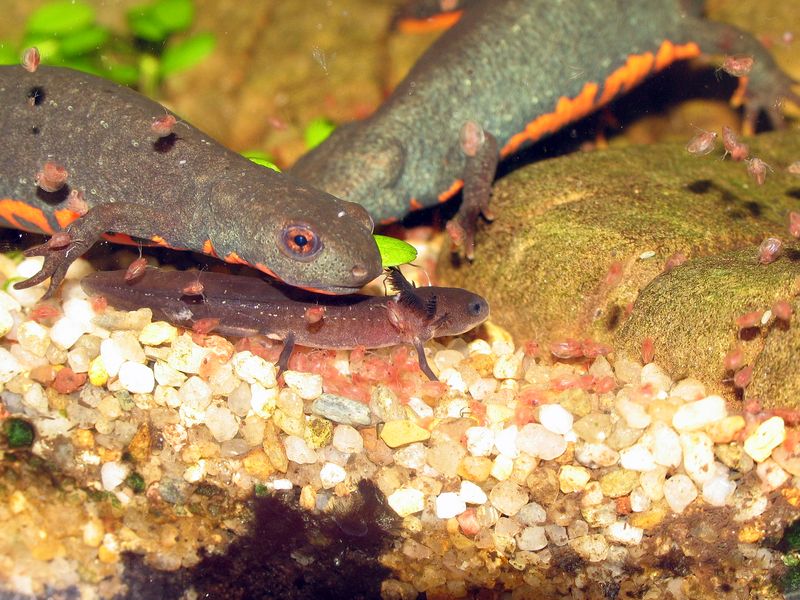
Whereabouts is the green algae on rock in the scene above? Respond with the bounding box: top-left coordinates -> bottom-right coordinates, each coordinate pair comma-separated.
615,244 -> 800,404
438,130 -> 800,353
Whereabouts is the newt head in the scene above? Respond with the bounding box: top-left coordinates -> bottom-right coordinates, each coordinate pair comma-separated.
289,122 -> 408,224
386,267 -> 489,341
211,172 -> 383,295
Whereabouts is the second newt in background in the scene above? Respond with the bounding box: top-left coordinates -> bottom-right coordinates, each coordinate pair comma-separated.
0,64 -> 383,298
290,0 -> 799,257
81,266 -> 490,381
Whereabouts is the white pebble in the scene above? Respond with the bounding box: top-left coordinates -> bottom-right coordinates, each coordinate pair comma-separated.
629,487 -> 651,512
153,361 -> 187,387
615,395 -> 651,429
494,425 -> 519,458
465,427 -> 495,456
702,475 -> 736,506
388,488 -> 425,517
639,467 -> 667,502
17,321 -> 50,356
643,422 -> 682,468
493,352 -> 522,379
517,423 -> 567,460
619,444 -> 656,472
167,334 -> 209,374
284,435 -> 317,464
517,502 -> 547,525
743,416 -> 786,463
672,395 -> 727,432
332,425 -> 363,454
435,492 -> 466,519
49,316 -> 86,350
117,361 -> 155,394
283,370 -> 323,400
680,432 -> 716,485
231,351 -> 274,386
406,396 -> 434,419
663,474 -> 697,513
204,404 -> 240,442
639,362 -> 672,393
490,454 -> 514,481
0,306 -> 13,338
517,526 -> 548,551
459,480 -> 488,505
605,521 -> 643,545
178,376 -> 212,411
100,461 -> 129,491
320,462 -> 347,488
574,442 -> 619,468
756,459 -> 790,491
0,347 -> 23,384
538,404 -> 573,435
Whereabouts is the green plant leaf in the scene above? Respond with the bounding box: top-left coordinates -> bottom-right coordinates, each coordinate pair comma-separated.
152,0 -> 194,32
102,63 -> 140,86
0,43 -> 18,65
128,7 -> 168,43
304,117 -> 335,150
241,150 -> 281,172
374,235 -> 417,268
160,32 -> 215,77
26,1 -> 95,36
60,25 -> 109,57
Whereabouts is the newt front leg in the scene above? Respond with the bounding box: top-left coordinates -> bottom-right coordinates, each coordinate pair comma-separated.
446,121 -> 499,259
15,202 -> 184,298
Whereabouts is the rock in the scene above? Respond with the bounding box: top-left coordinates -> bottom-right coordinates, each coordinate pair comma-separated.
537,404 -> 574,435
672,395 -> 727,432
435,492 -> 466,519
379,420 -> 430,448
516,423 -> 567,460
743,416 -> 786,462
311,393 -> 371,426
599,469 -> 639,498
663,474 -> 698,513
387,487 -> 425,517
117,362 -> 155,394
204,404 -> 240,442
488,480 -> 529,516
439,131 -> 800,360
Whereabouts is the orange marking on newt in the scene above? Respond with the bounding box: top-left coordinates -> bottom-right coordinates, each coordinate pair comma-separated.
409,197 -> 424,211
502,81 -> 598,156
53,208 -> 81,229
102,232 -> 139,245
224,251 -> 249,266
202,239 -> 218,258
499,40 -> 701,157
379,216 -> 399,225
254,262 -> 278,278
397,10 -> 463,35
0,199 -> 54,233
437,179 -> 464,203
150,235 -> 169,247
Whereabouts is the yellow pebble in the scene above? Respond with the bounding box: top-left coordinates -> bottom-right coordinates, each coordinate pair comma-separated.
8,490 -> 27,514
738,524 -> 765,543
72,428 -> 95,449
82,518 -> 104,547
559,465 -> 591,493
97,544 -> 120,564
299,484 -> 317,511
139,321 -> 178,346
88,356 -> 108,387
743,416 -> 785,462
242,449 -> 275,480
379,420 -> 430,448
707,415 -> 745,444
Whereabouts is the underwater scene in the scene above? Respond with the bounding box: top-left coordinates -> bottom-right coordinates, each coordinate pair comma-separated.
0,0 -> 800,598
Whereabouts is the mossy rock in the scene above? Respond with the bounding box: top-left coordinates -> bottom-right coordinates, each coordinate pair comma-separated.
615,245 -> 800,405
438,130 -> 800,404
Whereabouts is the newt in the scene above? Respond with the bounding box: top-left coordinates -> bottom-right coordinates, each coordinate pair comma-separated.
81,266 -> 489,380
290,0 -> 800,257
0,64 -> 383,297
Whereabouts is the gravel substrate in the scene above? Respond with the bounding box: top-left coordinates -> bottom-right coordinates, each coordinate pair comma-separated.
0,254 -> 797,599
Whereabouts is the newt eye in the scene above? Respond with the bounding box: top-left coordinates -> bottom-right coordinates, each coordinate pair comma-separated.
468,299 -> 488,317
281,224 -> 321,260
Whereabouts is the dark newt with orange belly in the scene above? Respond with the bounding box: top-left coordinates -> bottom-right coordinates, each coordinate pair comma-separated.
0,64 -> 383,297
291,0 -> 799,257
81,266 -> 490,381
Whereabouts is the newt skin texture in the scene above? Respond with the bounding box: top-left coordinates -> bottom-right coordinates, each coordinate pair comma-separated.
0,65 -> 383,296
291,0 -> 799,256
81,267 -> 490,380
